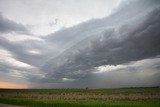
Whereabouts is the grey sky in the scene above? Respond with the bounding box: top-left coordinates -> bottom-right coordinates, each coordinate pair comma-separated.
0,0 -> 160,88
0,0 -> 120,35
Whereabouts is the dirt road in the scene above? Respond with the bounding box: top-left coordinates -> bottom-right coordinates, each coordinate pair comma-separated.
0,104 -> 22,107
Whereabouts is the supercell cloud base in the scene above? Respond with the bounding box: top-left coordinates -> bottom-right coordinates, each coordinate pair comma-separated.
0,0 -> 160,88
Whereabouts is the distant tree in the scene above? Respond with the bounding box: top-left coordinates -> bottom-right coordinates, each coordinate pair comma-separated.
85,87 -> 88,90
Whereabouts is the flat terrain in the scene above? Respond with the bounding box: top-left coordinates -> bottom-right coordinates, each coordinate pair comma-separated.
0,87 -> 160,107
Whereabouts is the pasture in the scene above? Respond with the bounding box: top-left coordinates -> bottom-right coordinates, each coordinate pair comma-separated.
0,87 -> 160,107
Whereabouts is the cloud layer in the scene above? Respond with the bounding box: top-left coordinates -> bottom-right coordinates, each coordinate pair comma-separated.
0,0 -> 160,88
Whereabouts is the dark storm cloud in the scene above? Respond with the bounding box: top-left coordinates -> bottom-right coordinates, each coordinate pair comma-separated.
38,57 -> 160,88
41,0 -> 160,86
0,0 -> 160,88
0,13 -> 29,34
45,0 -> 160,48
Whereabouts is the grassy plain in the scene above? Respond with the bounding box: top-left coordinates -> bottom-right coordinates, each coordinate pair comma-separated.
0,87 -> 160,107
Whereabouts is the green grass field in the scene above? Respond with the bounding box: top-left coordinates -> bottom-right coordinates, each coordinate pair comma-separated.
0,87 -> 160,107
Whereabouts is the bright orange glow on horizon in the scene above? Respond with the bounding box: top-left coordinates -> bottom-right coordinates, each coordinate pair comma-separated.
0,81 -> 27,89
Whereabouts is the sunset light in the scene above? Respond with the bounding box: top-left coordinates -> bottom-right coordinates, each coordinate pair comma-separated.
0,81 -> 27,89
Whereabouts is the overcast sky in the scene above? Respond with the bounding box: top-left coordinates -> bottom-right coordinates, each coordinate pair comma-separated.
0,0 -> 120,35
0,0 -> 160,88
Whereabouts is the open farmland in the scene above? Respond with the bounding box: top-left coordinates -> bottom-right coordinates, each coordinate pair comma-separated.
0,87 -> 160,107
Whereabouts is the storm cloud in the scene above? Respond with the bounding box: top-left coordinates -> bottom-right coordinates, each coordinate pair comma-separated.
0,0 -> 160,88
41,0 -> 160,87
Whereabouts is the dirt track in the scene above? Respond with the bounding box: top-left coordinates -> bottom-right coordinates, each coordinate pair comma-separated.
0,104 -> 22,107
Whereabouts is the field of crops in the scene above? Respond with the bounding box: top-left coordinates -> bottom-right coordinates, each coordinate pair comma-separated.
0,87 -> 160,107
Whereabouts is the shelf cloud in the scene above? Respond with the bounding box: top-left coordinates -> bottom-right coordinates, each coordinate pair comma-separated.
0,0 -> 160,88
